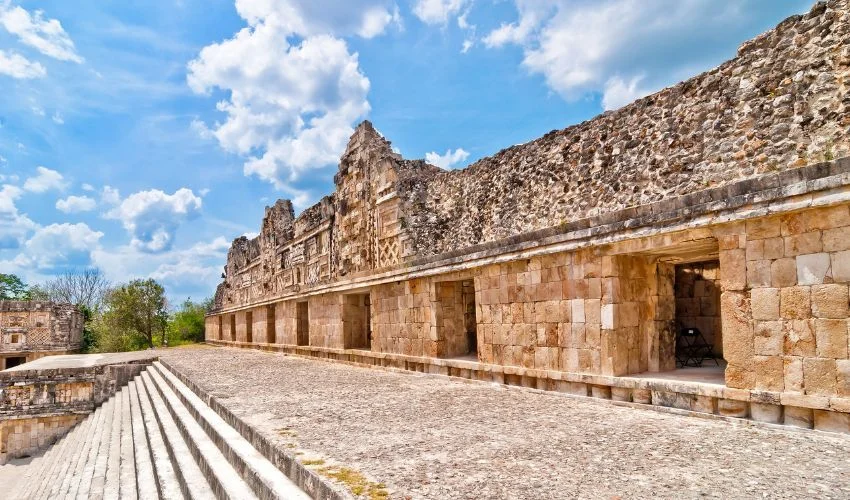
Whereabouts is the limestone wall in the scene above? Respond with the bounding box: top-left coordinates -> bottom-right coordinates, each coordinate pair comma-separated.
718,204 -> 850,395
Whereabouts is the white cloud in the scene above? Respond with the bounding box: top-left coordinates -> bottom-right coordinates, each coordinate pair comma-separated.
602,74 -> 652,111
31,105 -> 44,116
425,147 -> 470,169
0,4 -> 83,63
413,0 -> 469,25
55,194 -> 96,213
0,184 -> 36,248
483,0 -> 772,107
0,49 -> 45,79
81,183 -> 94,191
461,39 -> 473,53
23,166 -> 67,193
16,222 -> 102,271
91,237 -> 231,300
188,7 -> 371,191
101,185 -> 120,205
51,112 -> 64,124
0,155 -> 6,164
106,188 -> 203,253
233,0 -> 399,39
189,118 -> 213,140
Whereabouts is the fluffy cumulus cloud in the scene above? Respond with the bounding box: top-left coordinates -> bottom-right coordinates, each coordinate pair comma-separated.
425,148 -> 469,169
0,3 -> 83,63
106,188 -> 203,253
23,166 -> 66,193
0,49 -> 45,79
55,194 -> 96,213
188,0 -> 400,195
483,0 -> 776,110
413,0 -> 469,25
0,184 -> 36,248
15,222 -> 103,272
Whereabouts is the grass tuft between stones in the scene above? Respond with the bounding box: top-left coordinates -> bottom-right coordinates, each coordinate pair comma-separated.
317,465 -> 388,499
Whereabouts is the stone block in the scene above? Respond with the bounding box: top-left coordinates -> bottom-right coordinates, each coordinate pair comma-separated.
832,250 -> 850,283
585,299 -> 601,325
780,287 -> 810,320
747,218 -> 781,239
693,395 -> 716,414
823,226 -> 850,252
814,319 -> 848,359
725,363 -> 754,389
811,284 -> 850,318
632,388 -> 652,404
747,260 -> 772,288
784,232 -> 822,257
763,237 -> 785,260
837,360 -> 850,398
813,410 -> 850,433
784,406 -> 813,429
784,320 -> 816,357
754,321 -> 783,356
721,292 -> 754,365
601,304 -> 614,330
771,258 -> 797,288
720,249 -> 746,291
804,358 -> 837,396
750,402 -> 783,423
717,398 -> 748,418
746,240 -> 764,261
590,385 -> 611,399
754,355 -> 785,391
610,387 -> 631,402
751,288 -> 780,320
796,253 -> 831,285
784,357 -> 804,392
571,299 -> 586,323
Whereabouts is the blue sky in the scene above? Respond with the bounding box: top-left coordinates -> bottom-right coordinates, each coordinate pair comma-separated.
0,0 -> 813,304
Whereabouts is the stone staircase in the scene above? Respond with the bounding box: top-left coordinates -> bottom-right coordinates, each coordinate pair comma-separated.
12,362 -> 312,499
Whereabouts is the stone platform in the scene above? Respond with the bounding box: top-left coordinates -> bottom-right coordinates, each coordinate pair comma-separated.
157,346 -> 850,499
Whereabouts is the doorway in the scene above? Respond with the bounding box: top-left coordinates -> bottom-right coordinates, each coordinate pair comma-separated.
267,304 -> 276,344
246,310 -> 253,343
4,357 -> 26,370
296,302 -> 309,346
343,293 -> 372,349
436,279 -> 478,359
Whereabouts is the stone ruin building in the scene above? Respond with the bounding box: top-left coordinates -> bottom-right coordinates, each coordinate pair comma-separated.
205,0 -> 850,431
0,301 -> 83,370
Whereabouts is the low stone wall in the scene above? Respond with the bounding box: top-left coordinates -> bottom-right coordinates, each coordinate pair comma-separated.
207,340 -> 850,434
0,357 -> 156,464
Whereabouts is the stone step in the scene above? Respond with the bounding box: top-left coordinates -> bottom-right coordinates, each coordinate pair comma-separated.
118,386 -> 138,500
128,379 -> 157,500
74,393 -> 116,499
61,394 -> 108,499
134,373 -> 186,500
13,364 -> 316,500
139,370 -> 214,499
151,362 -> 310,500
145,364 -> 258,500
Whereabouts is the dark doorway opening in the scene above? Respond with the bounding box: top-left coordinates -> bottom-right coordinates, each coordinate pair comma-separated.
673,260 -> 722,367
246,311 -> 253,343
267,304 -> 276,344
4,357 -> 26,369
296,302 -> 309,346
230,314 -> 236,341
436,279 -> 478,359
343,293 -> 372,349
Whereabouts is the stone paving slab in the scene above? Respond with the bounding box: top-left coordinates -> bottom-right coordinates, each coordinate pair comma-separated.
4,350 -> 160,371
161,346 -> 850,499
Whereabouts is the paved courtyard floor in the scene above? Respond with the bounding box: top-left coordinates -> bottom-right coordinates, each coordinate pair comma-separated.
159,346 -> 850,499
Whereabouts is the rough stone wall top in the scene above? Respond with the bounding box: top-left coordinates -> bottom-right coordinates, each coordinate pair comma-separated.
399,0 -> 850,257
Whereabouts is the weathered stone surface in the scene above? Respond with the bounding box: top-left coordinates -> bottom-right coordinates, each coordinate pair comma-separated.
0,301 -> 83,369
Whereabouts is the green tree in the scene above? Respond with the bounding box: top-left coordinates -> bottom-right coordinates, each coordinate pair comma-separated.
167,298 -> 209,344
101,279 -> 168,349
0,274 -> 33,300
